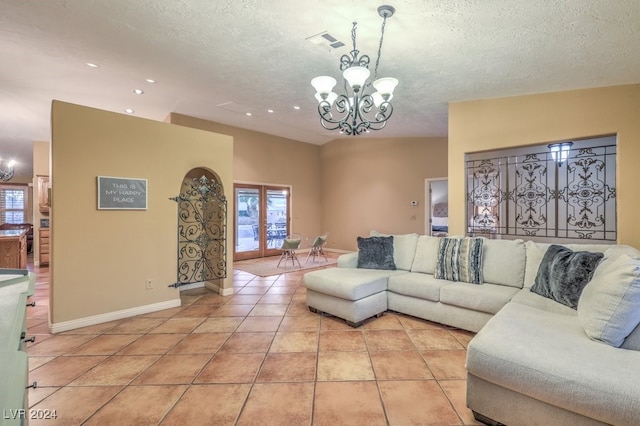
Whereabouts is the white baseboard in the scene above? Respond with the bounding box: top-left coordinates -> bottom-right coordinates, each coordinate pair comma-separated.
204,281 -> 234,296
178,282 -> 205,291
49,298 -> 182,334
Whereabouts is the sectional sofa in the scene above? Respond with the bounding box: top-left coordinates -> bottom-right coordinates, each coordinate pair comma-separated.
303,233 -> 640,426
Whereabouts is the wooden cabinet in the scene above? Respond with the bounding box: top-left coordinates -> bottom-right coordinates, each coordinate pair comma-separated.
37,175 -> 50,214
39,228 -> 49,265
0,229 -> 27,269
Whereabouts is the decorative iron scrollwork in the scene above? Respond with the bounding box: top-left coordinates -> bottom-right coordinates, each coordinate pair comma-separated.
170,175 -> 227,287
466,142 -> 616,241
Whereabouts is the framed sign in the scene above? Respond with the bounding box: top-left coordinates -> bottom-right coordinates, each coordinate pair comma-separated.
97,176 -> 148,210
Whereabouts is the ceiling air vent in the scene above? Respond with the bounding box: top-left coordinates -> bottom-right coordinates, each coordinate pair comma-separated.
306,31 -> 345,51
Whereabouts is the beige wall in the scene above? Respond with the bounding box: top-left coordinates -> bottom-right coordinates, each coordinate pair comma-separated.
32,141 -> 50,264
449,84 -> 640,248
169,113 -> 323,241
51,101 -> 233,325
321,137 -> 448,250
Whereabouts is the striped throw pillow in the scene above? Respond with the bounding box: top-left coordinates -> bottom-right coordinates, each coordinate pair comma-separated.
435,237 -> 484,284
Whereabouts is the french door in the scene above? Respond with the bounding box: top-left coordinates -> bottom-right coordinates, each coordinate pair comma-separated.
234,184 -> 291,261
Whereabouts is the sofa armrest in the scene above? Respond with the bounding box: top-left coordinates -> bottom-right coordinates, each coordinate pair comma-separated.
337,252 -> 358,268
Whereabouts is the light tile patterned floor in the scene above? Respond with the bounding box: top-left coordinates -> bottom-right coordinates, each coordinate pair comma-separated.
25,255 -> 481,425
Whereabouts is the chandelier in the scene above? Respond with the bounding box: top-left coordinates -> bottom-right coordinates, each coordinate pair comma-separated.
311,5 -> 398,136
0,159 -> 15,182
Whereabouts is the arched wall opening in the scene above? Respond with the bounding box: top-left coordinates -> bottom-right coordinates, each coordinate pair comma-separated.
172,167 -> 227,292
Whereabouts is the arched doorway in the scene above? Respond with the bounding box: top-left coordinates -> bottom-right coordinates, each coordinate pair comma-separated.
170,168 -> 227,288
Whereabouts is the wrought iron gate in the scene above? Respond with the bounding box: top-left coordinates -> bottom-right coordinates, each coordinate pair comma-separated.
170,174 -> 227,287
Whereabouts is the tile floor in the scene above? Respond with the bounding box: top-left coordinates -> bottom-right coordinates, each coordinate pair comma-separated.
25,256 -> 481,425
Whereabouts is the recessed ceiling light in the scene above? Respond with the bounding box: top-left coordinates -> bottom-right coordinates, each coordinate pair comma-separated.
246,112 -> 252,116
124,108 -> 135,114
267,109 -> 274,113
85,62 -> 99,68
145,78 -> 156,83
133,89 -> 144,95
293,106 -> 301,110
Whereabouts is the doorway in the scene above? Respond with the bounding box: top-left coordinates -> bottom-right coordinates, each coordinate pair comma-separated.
234,183 -> 291,260
172,168 -> 227,288
424,178 -> 449,236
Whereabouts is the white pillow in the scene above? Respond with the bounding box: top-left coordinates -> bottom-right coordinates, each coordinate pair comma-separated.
577,254 -> 640,347
482,239 -> 526,288
370,231 -> 419,271
410,235 -> 441,274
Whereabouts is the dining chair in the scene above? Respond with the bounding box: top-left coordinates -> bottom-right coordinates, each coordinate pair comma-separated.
305,234 -> 328,263
277,233 -> 302,268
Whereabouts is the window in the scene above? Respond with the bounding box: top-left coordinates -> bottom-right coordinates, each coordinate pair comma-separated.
466,135 -> 616,241
0,185 -> 27,224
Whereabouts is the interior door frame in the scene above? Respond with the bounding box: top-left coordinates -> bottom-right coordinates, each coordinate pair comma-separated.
233,183 -> 291,261
424,177 -> 448,236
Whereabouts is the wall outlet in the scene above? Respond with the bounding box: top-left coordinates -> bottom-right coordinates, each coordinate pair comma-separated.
145,279 -> 153,290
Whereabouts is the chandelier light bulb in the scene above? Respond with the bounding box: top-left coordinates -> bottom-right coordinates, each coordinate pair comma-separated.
371,92 -> 384,107
311,76 -> 337,97
373,77 -> 398,99
315,92 -> 338,106
343,66 -> 370,92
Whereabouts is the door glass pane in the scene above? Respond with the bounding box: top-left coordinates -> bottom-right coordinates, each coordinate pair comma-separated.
235,187 -> 260,253
266,189 -> 288,249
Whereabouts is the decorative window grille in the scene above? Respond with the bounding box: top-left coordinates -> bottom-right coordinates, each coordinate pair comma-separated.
466,137 -> 616,241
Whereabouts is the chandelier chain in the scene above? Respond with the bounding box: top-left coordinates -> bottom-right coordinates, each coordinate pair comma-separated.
372,15 -> 388,82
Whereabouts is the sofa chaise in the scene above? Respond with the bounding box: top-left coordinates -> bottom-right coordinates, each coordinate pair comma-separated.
303,232 -> 640,425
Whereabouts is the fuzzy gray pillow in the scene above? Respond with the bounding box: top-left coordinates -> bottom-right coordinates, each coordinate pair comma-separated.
531,245 -> 604,309
357,236 -> 396,270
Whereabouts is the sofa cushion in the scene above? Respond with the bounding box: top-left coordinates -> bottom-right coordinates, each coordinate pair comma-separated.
467,302 -> 640,426
410,235 -> 440,274
357,236 -> 396,270
370,231 -> 419,271
578,254 -> 640,347
481,239 -> 526,288
387,272 -> 448,302
530,245 -> 604,309
440,282 -> 519,315
337,252 -> 359,268
510,289 -> 577,317
435,237 -> 484,284
303,268 -> 405,301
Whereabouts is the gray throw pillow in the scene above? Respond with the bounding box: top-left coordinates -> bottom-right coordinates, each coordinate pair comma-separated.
531,244 -> 604,309
357,236 -> 396,270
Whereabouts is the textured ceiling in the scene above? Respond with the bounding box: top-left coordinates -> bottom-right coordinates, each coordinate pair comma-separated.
2,0 -> 640,178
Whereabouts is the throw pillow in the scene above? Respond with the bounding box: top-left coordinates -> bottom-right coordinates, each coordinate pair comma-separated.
530,245 -> 604,309
434,237 -> 484,284
578,254 -> 640,347
370,231 -> 419,271
357,236 -> 397,270
411,235 -> 441,274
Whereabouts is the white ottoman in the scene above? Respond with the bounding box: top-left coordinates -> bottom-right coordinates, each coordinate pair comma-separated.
303,268 -> 406,327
